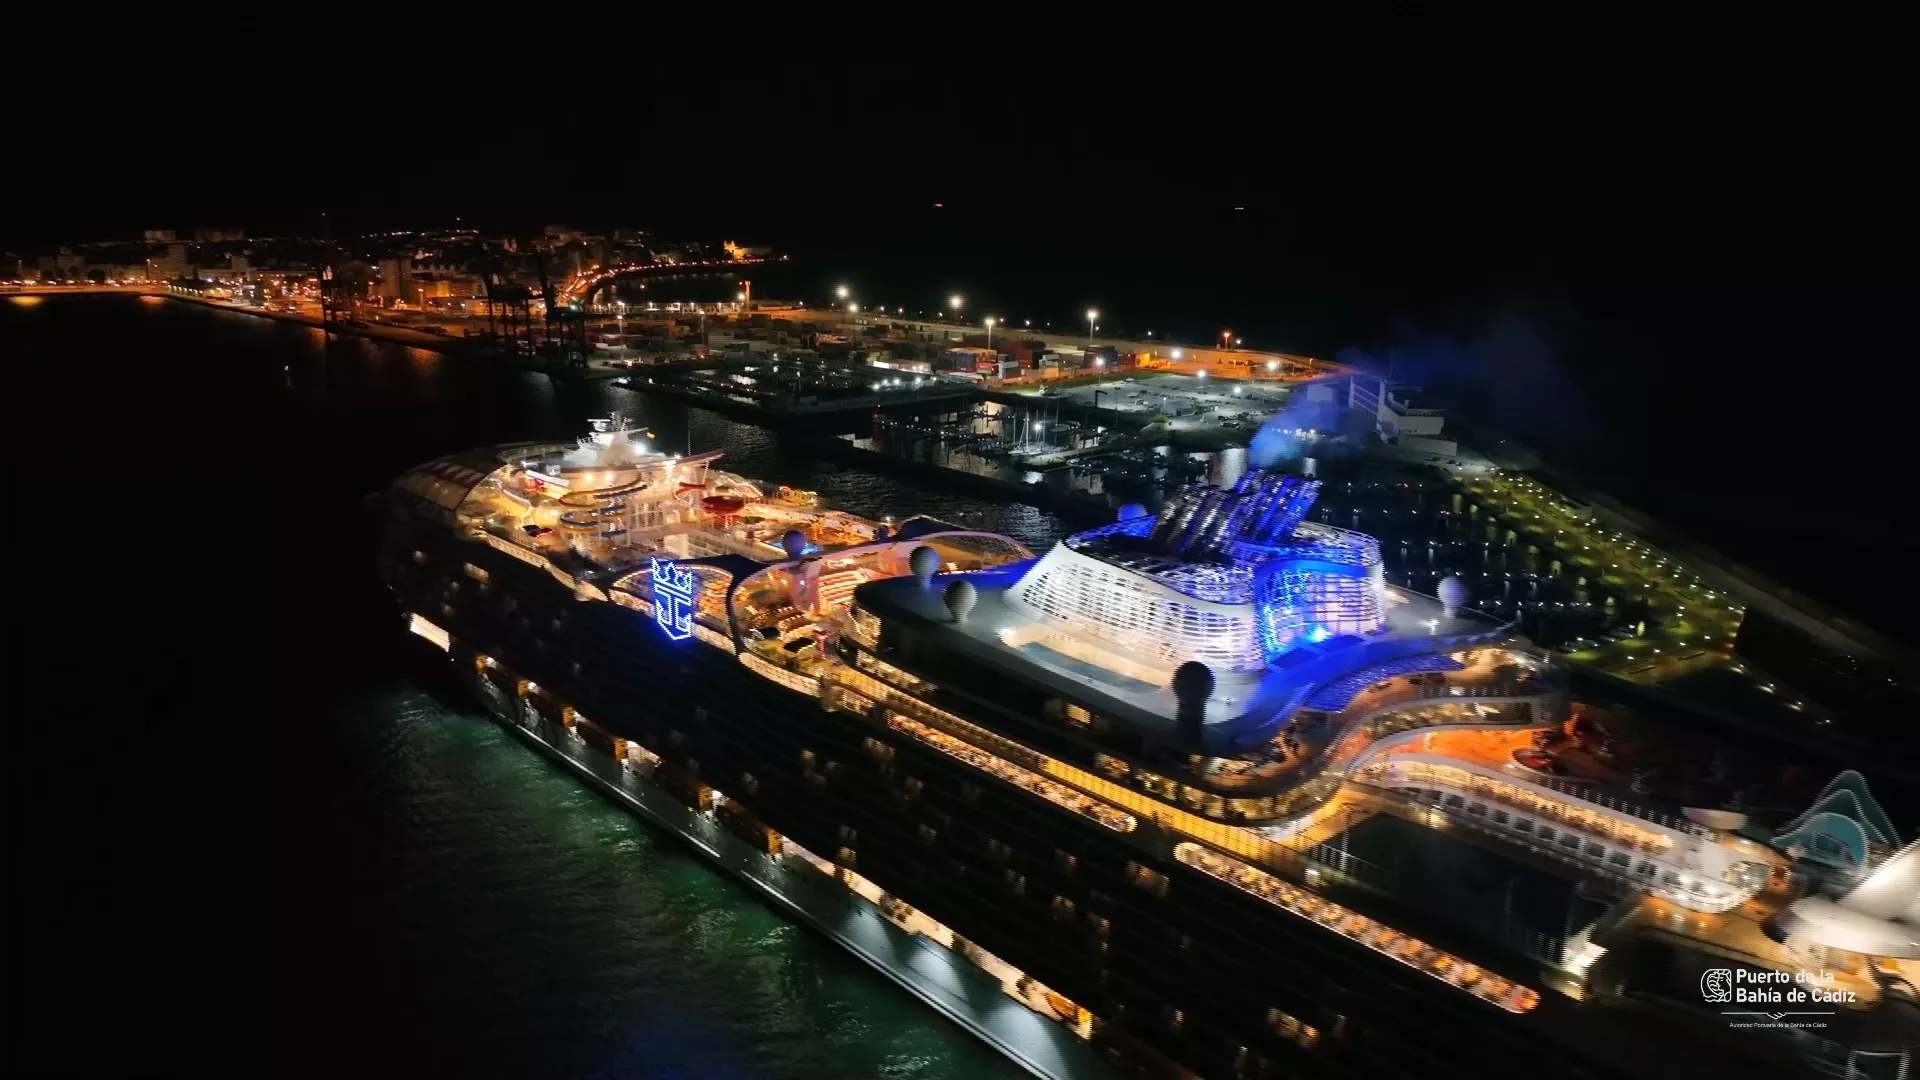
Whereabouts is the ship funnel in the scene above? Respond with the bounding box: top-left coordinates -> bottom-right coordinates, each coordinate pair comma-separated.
1172,661 -> 1215,744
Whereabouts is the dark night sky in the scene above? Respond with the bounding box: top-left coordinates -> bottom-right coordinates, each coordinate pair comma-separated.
17,12 -> 1913,275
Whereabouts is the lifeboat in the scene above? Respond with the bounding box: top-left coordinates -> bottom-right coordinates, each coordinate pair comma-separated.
702,495 -> 747,516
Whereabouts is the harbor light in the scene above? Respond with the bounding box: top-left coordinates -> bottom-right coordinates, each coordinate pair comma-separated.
950,294 -> 963,315
836,284 -> 849,300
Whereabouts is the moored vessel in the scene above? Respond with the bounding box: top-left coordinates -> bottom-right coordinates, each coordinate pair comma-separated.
379,419 -> 1918,1078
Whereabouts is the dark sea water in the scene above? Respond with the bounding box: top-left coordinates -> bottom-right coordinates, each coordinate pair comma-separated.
5,295 -> 1047,1079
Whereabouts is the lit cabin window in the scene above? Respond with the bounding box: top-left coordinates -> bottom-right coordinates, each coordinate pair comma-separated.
1266,1007 -> 1319,1047
407,613 -> 451,651
1127,862 -> 1169,897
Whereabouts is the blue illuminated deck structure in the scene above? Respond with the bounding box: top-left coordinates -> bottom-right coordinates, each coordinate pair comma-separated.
857,467 -> 1519,755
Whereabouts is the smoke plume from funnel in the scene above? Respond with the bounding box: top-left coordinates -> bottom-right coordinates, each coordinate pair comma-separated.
1248,384 -> 1353,468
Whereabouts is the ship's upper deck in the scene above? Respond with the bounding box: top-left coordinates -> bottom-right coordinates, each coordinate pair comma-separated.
390,436 -> 1858,929
854,567 -> 1517,755
851,467 -> 1522,755
390,417 -> 910,572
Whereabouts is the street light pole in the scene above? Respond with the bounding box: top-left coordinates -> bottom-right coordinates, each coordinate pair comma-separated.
1086,308 -> 1098,349
985,316 -> 995,351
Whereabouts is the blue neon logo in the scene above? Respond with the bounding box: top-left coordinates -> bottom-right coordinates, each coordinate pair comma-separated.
650,557 -> 696,641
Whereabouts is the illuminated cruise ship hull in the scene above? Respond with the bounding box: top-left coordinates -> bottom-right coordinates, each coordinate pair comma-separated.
379,450 -> 1906,1080
379,524 -> 1569,1077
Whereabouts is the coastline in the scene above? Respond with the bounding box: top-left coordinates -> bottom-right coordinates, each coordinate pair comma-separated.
171,292 -> 490,354
7,284 -> 487,355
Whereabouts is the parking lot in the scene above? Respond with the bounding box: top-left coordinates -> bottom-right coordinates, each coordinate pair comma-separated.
1038,374 -> 1294,432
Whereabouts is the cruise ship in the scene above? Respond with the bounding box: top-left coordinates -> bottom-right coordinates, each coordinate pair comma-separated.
378,417 -> 1918,1079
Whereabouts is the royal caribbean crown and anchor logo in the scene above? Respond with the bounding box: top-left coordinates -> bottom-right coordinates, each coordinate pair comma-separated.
1701,966 -> 1850,1029
650,558 -> 696,641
